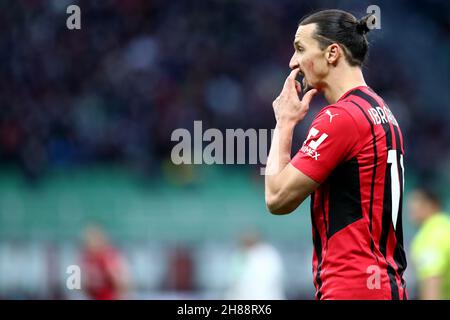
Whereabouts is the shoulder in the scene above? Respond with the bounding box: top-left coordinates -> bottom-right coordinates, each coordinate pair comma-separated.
311,103 -> 360,133
253,244 -> 283,266
320,100 -> 379,137
414,214 -> 450,249
429,214 -> 450,239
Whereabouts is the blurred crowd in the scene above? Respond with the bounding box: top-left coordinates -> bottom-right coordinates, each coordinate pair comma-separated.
1,0 -> 450,185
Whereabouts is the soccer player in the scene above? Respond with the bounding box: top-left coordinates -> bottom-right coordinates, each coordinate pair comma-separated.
409,187 -> 450,300
81,225 -> 130,299
265,10 -> 407,299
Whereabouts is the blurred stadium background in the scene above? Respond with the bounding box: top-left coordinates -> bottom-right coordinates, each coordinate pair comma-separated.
0,0 -> 449,299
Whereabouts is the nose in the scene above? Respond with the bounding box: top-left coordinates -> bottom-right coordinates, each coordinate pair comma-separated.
289,52 -> 299,70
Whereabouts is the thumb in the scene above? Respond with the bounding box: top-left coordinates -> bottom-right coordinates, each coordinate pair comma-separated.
301,88 -> 318,106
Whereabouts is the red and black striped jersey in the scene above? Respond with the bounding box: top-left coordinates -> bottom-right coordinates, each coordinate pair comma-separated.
291,86 -> 407,300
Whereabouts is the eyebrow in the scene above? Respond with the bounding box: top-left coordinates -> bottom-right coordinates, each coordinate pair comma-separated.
293,39 -> 303,49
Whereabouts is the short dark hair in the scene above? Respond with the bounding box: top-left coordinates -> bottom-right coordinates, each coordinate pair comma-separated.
299,9 -> 376,67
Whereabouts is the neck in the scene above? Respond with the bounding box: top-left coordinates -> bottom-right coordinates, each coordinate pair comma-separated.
321,66 -> 367,104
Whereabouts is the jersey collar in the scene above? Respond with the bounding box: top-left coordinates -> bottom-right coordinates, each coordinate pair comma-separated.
337,85 -> 372,102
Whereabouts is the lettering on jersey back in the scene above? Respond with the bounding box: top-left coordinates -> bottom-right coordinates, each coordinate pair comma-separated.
368,106 -> 399,126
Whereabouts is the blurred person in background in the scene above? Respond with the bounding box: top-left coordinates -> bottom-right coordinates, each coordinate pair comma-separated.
80,225 -> 130,300
409,187 -> 450,300
165,246 -> 195,293
225,230 -> 285,300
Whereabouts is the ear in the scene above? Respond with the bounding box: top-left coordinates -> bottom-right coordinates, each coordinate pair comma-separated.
326,43 -> 340,64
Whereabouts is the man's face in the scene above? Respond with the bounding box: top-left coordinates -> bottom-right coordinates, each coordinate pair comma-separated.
408,191 -> 431,225
289,23 -> 329,92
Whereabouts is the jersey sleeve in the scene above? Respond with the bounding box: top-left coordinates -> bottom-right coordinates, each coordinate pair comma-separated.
290,105 -> 361,183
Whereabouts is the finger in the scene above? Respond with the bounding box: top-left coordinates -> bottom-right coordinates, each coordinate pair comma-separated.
283,68 -> 301,92
295,80 -> 302,94
288,67 -> 301,80
272,95 -> 281,107
301,88 -> 318,106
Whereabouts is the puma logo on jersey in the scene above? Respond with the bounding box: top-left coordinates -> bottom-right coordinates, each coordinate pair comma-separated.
325,110 -> 339,123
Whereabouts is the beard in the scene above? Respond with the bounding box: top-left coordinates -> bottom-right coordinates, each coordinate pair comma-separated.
302,76 -> 312,93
